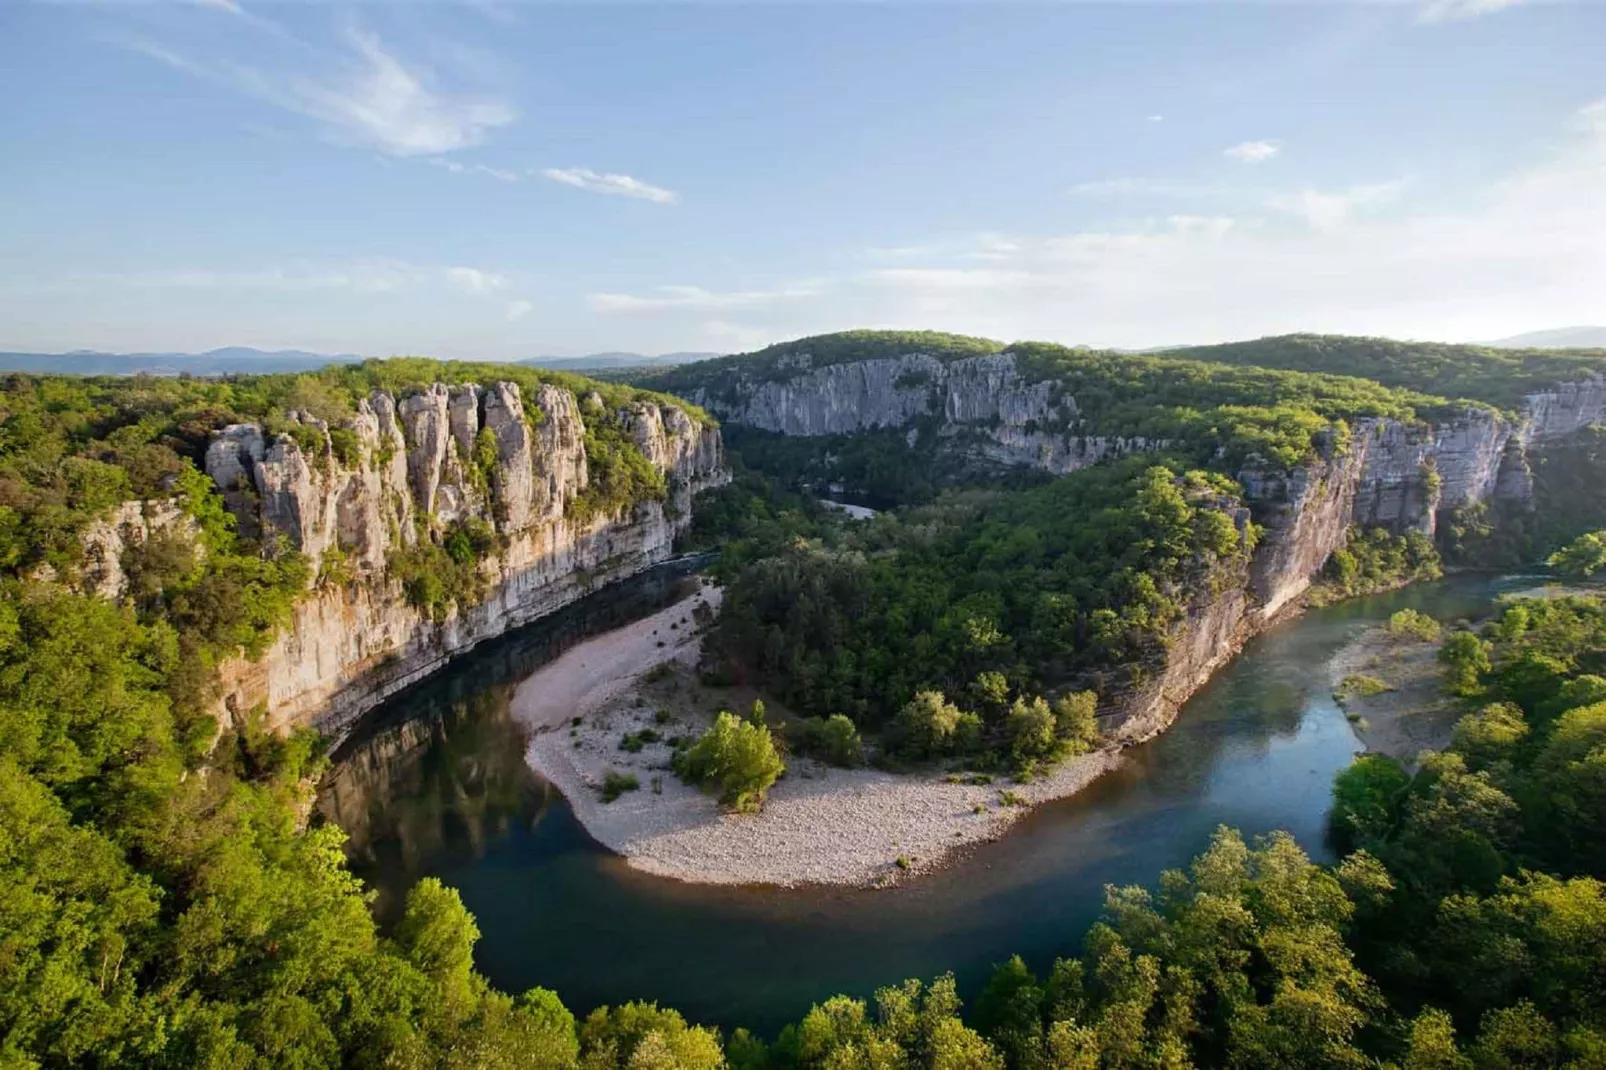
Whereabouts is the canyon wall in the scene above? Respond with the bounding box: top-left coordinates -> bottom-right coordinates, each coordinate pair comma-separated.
695,346 -> 1606,601
198,382 -> 724,739
691,346 -> 1605,741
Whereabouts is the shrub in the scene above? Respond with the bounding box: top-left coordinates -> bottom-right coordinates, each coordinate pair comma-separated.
893,690 -> 964,759
1339,674 -> 1394,698
1005,696 -> 1058,765
1549,530 -> 1606,577
1387,608 -> 1442,642
673,712 -> 784,812
600,772 -> 639,803
1054,690 -> 1101,754
792,714 -> 864,767
620,729 -> 662,753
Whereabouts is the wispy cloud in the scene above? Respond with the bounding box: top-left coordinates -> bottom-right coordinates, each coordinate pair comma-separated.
506,299 -> 534,322
445,266 -> 509,294
125,27 -> 515,157
1224,140 -> 1280,164
1419,0 -> 1534,23
848,98 -> 1606,347
1269,180 -> 1407,232
589,283 -> 821,313
1147,114 -> 1164,123
541,168 -> 678,204
430,159 -> 519,181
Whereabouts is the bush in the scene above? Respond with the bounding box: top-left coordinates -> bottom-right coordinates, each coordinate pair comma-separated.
1388,608 -> 1442,642
673,712 -> 785,812
600,772 -> 639,803
619,729 -> 662,753
1339,674 -> 1394,698
893,690 -> 964,759
792,714 -> 864,767
1548,530 -> 1606,577
1440,630 -> 1492,696
1054,690 -> 1101,754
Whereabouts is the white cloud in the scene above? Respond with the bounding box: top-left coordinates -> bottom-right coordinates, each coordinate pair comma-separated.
1147,114 -> 1164,123
1419,0 -> 1534,22
841,97 -> 1606,347
445,266 -> 509,294
127,28 -> 515,157
506,299 -> 534,322
589,283 -> 820,314
1269,180 -> 1407,232
1224,140 -> 1280,164
540,168 -> 678,204
430,159 -> 519,181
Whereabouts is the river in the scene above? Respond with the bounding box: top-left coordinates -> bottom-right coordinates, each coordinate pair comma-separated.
317,567 -> 1530,1037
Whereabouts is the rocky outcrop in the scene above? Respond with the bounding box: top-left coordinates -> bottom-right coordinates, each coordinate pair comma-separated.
78,499 -> 199,600
202,381 -> 724,739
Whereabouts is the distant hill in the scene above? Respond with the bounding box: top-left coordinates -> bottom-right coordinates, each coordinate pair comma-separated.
0,347 -> 364,377
1486,327 -> 1606,349
520,351 -> 721,373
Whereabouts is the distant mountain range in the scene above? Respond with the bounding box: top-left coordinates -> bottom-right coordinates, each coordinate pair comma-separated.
0,348 -> 363,377
1485,327 -> 1606,349
519,351 -> 722,372
0,347 -> 725,377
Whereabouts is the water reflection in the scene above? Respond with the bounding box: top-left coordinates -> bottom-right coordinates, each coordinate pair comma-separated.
320,571 -> 1526,1035
318,559 -> 708,918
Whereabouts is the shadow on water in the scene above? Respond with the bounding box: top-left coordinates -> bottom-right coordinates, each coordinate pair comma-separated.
319,570 -> 1531,1036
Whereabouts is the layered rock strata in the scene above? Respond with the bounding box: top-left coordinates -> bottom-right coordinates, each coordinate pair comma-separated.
197,383 -> 724,738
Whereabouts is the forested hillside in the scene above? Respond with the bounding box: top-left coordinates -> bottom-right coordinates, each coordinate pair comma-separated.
5,338 -> 1606,1068
1167,334 -> 1606,410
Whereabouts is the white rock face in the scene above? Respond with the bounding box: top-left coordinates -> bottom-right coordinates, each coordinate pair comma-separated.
78,499 -> 199,600
202,381 -> 726,739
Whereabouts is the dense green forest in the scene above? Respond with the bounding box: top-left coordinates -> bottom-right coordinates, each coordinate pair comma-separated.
1167,334 -> 1606,411
651,329 -> 1606,414
701,458 -> 1253,757
0,361 -> 702,579
6,340 -> 1606,1068
650,332 -> 1466,476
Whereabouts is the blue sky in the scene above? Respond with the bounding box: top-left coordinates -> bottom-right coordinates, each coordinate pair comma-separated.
2,0 -> 1603,359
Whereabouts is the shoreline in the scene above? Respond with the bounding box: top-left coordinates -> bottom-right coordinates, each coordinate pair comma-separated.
511,571 -> 1501,889
1329,625 -> 1458,765
510,580 -> 1125,888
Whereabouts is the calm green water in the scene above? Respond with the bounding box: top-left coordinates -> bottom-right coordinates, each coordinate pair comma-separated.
318,569 -> 1530,1036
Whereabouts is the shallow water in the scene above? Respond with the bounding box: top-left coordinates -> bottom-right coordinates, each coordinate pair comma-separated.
319,569 -> 1528,1036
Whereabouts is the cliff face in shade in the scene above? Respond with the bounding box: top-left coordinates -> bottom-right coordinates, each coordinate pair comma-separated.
201,382 -> 725,740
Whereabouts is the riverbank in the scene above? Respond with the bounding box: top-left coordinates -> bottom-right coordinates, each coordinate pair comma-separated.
512,582 -> 1124,887
1329,626 -> 1458,766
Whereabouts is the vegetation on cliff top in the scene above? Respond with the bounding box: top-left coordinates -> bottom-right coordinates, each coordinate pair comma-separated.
0,360 -> 700,587
1167,332 -> 1606,410
704,457 -> 1254,759
646,330 -> 1475,474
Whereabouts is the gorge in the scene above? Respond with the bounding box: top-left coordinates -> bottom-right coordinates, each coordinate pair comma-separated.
9,335 -> 1606,1068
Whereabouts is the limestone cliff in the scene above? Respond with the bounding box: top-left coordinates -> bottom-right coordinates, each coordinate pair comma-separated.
685,343 -> 1603,743
200,382 -> 725,739
692,343 -> 1602,600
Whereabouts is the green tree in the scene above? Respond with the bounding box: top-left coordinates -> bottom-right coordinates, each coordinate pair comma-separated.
893,691 -> 963,759
673,712 -> 784,812
1441,631 -> 1492,697
1548,530 -> 1606,578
